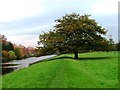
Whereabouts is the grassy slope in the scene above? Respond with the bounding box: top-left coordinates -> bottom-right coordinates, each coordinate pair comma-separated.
2,52 -> 118,88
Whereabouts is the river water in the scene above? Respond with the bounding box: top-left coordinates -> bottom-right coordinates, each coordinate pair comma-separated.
2,55 -> 57,74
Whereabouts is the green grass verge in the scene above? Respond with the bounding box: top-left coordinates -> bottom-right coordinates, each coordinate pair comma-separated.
2,51 -> 118,88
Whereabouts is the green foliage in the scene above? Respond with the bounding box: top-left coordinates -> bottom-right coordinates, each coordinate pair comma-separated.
55,13 -> 108,50
8,51 -> 15,55
2,42 -> 14,51
2,52 -> 118,88
8,51 -> 17,60
2,43 -> 6,51
14,48 -> 21,59
38,13 -> 110,58
2,57 -> 9,63
116,42 -> 120,51
22,55 -> 27,58
30,54 -> 34,57
8,54 -> 17,60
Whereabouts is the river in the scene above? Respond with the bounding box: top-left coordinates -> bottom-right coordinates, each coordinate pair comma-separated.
2,54 -> 57,74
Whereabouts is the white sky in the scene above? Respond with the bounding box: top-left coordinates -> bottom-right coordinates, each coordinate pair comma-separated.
0,0 -> 119,47
0,0 -> 118,23
0,0 -> 43,23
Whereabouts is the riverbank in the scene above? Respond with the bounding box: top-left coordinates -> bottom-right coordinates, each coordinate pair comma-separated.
2,55 -> 57,75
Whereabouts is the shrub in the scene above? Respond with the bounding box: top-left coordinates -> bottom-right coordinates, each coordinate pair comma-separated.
9,54 -> 17,60
22,55 -> 27,58
30,54 -> 34,57
2,57 -> 9,63
2,50 -> 8,58
8,51 -> 17,60
14,48 -> 21,59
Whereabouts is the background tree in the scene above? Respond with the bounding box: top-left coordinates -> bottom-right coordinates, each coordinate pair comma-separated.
2,50 -> 9,62
14,48 -> 21,59
38,13 -> 112,59
2,42 -> 14,51
2,43 -> 7,51
8,51 -> 17,60
116,42 -> 120,51
38,31 -> 63,55
2,50 -> 8,58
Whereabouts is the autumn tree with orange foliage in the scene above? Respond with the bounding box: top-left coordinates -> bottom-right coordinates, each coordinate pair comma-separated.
2,50 -> 8,58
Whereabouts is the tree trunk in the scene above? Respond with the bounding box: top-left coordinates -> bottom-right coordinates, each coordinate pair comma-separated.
74,51 -> 78,59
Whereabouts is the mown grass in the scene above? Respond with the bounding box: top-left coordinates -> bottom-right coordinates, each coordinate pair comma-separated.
2,51 -> 118,88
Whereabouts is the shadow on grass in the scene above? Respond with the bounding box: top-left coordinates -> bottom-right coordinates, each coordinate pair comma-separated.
74,57 -> 111,60
51,56 -> 111,61
30,56 -> 112,66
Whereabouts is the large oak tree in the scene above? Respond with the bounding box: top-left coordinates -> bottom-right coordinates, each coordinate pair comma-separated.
38,13 -> 110,59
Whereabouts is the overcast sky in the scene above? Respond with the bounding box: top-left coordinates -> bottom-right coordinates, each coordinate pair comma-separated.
0,0 -> 119,48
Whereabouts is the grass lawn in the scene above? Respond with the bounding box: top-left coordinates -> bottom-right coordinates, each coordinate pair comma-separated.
2,51 -> 118,88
